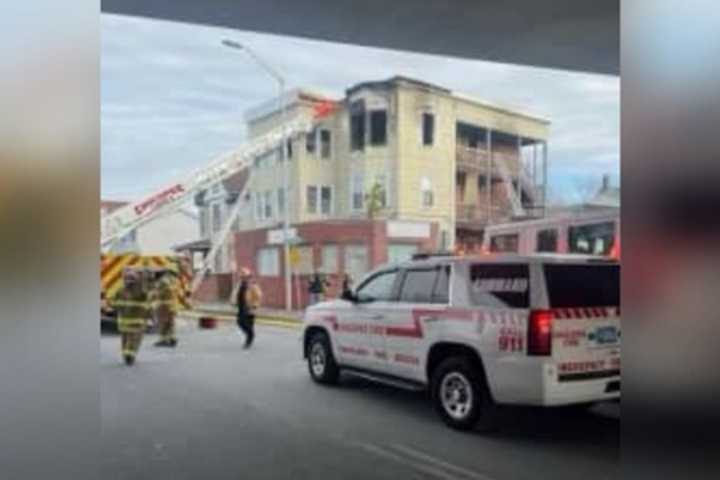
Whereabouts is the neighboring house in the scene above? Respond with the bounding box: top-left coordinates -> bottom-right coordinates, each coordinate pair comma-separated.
181,169 -> 251,274
546,174 -> 620,217
226,76 -> 551,308
101,200 -> 198,255
585,174 -> 620,209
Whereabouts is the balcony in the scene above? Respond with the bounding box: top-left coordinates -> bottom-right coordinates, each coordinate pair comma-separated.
456,203 -> 512,227
455,145 -> 522,176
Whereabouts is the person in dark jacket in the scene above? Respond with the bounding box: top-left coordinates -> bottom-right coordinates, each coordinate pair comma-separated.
308,271 -> 329,306
234,267 -> 263,349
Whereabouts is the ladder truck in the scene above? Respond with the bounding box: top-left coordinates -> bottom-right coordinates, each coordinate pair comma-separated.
101,99 -> 339,308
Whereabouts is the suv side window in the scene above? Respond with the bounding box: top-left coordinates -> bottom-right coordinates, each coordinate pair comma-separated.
398,266 -> 449,304
356,270 -> 399,302
469,263 -> 529,308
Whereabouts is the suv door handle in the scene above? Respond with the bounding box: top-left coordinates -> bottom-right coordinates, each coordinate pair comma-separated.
369,314 -> 384,320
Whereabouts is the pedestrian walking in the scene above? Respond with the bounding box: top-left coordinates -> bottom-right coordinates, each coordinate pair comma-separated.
152,271 -> 179,348
112,269 -> 152,366
308,271 -> 329,306
234,267 -> 263,349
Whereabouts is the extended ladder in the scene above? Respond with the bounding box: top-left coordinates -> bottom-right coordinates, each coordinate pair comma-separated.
101,101 -> 339,295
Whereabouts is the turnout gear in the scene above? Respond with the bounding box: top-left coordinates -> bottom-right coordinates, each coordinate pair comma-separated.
112,278 -> 151,365
151,276 -> 178,348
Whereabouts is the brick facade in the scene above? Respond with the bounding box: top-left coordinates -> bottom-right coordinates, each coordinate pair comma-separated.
193,273 -> 233,303
233,219 -> 439,309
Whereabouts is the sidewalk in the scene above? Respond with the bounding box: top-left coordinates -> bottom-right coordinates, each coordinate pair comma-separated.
181,302 -> 304,329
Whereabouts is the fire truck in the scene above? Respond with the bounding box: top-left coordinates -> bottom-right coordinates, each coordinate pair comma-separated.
480,208 -> 620,258
100,254 -> 192,332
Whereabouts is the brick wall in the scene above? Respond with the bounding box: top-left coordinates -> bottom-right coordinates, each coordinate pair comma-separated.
192,273 -> 233,303
233,219 -> 440,309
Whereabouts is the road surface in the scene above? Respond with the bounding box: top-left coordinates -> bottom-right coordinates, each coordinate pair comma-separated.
101,318 -> 619,480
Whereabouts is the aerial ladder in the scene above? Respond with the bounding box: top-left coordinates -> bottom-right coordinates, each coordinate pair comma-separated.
101,100 -> 338,297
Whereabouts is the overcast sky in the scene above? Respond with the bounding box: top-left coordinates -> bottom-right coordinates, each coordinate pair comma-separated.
102,14 -> 619,205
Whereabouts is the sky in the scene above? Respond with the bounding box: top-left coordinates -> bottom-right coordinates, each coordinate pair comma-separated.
102,14 -> 619,205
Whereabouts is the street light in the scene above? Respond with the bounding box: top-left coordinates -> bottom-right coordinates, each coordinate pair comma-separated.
222,39 -> 293,311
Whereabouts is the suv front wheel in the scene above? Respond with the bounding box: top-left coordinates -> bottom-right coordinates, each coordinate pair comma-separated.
307,332 -> 339,385
431,356 -> 498,431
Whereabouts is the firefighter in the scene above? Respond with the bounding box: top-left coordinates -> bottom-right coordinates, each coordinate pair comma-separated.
234,267 -> 263,349
112,269 -> 151,366
152,271 -> 179,348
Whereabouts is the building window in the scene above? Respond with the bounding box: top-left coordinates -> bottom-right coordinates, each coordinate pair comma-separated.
370,110 -> 387,146
212,203 -> 222,232
296,246 -> 314,275
320,245 -> 338,274
422,112 -> 435,146
306,185 -> 318,214
263,190 -> 273,219
199,209 -> 208,238
351,173 -> 364,211
320,129 -> 331,159
254,192 -> 263,221
306,129 -> 316,154
257,247 -> 280,276
536,228 -> 558,253
344,245 -> 369,281
277,188 -> 285,216
321,186 -> 333,215
350,110 -> 366,151
421,177 -> 434,208
285,139 -> 293,160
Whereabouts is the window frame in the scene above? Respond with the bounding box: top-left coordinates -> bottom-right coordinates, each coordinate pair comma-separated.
421,177 -> 434,208
320,185 -> 334,216
320,129 -> 332,159
422,112 -> 435,146
536,228 -> 558,253
350,110 -> 366,151
355,268 -> 401,302
306,129 -> 317,155
256,247 -> 280,277
397,265 -> 451,305
369,109 -> 388,146
468,262 -> 530,309
350,172 -> 364,211
306,185 -> 318,214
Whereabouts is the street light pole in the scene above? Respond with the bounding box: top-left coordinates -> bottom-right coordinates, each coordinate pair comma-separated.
222,39 -> 293,311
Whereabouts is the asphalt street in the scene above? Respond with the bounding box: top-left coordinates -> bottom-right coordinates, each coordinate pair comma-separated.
101,317 -> 619,480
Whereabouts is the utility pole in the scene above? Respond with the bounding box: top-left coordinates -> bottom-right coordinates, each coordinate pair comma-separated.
222,39 -> 293,311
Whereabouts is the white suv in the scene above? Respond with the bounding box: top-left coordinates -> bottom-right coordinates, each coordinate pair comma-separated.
302,254 -> 620,430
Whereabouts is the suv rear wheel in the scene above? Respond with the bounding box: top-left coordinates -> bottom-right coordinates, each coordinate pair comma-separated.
431,356 -> 498,431
307,332 -> 339,385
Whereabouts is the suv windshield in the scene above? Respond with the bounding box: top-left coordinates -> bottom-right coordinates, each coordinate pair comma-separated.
543,263 -> 619,307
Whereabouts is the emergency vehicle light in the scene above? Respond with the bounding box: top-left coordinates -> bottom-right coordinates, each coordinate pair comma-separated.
527,309 -> 553,356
